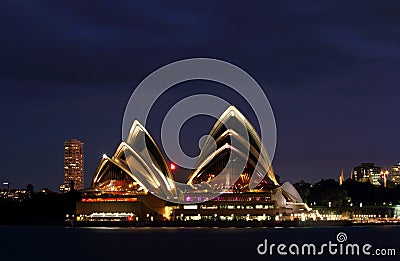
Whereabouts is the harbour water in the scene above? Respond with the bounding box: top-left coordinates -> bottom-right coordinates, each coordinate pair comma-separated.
0,225 -> 398,260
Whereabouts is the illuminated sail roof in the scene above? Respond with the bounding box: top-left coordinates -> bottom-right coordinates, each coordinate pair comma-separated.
92,121 -> 175,199
92,106 -> 283,197
187,106 -> 278,191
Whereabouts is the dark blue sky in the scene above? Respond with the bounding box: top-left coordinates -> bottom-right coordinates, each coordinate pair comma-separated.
1,1 -> 400,190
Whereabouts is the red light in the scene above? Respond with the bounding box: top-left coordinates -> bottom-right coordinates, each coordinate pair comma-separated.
170,163 -> 176,170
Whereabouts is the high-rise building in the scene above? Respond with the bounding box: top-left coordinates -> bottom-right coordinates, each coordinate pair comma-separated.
60,139 -> 84,192
390,163 -> 400,185
352,162 -> 381,186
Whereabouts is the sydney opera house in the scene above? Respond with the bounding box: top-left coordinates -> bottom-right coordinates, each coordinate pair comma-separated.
75,106 -> 315,224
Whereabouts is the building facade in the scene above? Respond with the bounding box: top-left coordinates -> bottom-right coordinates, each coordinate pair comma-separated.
61,139 -> 84,192
390,163 -> 400,185
352,162 -> 381,186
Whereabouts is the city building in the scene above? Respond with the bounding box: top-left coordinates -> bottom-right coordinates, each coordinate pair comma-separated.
390,163 -> 400,185
60,139 -> 84,192
352,162 -> 382,186
73,106 -> 314,224
2,181 -> 10,192
0,188 -> 29,201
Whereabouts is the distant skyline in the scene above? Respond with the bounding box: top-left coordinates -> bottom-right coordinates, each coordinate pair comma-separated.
1,1 -> 400,190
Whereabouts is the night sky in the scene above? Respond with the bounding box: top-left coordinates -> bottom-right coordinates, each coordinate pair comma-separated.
1,1 -> 400,191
